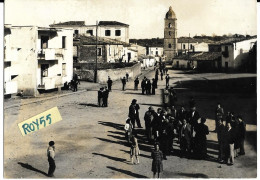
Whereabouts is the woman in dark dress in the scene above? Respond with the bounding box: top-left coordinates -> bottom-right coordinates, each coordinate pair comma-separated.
151,143 -> 163,178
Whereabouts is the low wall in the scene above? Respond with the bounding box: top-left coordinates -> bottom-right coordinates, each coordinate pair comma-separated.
97,62 -> 141,84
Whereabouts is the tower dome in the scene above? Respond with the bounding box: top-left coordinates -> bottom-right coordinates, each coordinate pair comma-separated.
165,6 -> 176,19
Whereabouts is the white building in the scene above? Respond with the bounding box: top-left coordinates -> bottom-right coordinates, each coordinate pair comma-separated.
208,37 -> 257,70
177,37 -> 213,54
4,25 -> 74,96
147,47 -> 164,57
50,21 -> 130,43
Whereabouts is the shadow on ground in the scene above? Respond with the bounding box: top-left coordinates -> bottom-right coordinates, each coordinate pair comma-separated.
17,162 -> 48,177
107,166 -> 148,178
78,103 -> 99,107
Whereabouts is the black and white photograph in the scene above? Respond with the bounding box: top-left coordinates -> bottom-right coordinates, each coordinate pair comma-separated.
2,0 -> 258,178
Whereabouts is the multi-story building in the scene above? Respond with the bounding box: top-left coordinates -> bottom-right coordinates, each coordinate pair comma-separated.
73,35 -> 133,63
208,37 -> 257,71
4,25 -> 73,97
50,21 -> 130,43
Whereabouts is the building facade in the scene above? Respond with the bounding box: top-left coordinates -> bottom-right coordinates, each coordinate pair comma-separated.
50,21 -> 129,43
209,37 -> 257,71
4,25 -> 73,96
163,6 -> 177,61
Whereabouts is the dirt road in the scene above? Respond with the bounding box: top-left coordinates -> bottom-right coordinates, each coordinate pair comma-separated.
4,69 -> 257,178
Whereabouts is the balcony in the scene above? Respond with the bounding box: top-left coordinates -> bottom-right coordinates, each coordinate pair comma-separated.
38,48 -> 64,60
4,47 -> 19,62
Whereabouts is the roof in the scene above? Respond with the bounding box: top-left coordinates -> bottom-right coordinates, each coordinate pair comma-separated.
98,21 -> 129,27
165,6 -> 176,19
209,36 -> 257,45
50,21 -> 85,27
76,35 -> 130,46
174,52 -> 222,61
178,37 -> 214,44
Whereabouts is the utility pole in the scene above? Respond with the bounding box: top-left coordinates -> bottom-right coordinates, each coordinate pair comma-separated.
188,33 -> 190,68
94,20 -> 98,83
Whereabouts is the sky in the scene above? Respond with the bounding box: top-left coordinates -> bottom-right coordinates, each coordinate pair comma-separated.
4,0 -> 257,39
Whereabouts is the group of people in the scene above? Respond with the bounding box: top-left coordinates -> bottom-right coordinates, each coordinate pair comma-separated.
64,74 -> 80,92
124,98 -> 247,178
97,86 -> 109,107
215,104 -> 246,165
139,76 -> 157,95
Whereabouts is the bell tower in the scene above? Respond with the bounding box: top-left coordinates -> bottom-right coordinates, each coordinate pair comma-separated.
164,6 -> 177,61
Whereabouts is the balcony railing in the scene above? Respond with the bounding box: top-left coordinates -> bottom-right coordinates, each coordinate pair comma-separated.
38,48 -> 64,60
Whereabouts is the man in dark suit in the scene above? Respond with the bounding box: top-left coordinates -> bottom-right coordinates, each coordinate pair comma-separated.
215,103 -> 224,132
134,77 -> 139,90
224,123 -> 235,165
102,86 -> 109,107
237,116 -> 246,155
128,99 -> 137,128
194,117 -> 209,159
152,78 -> 156,95
135,102 -> 142,128
187,106 -> 200,137
141,77 -> 147,95
121,77 -> 126,91
98,87 -> 104,107
107,76 -> 113,92
217,120 -> 226,162
180,119 -> 192,158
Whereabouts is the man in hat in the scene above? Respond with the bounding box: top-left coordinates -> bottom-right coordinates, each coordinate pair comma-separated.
107,76 -> 113,92
98,87 -> 104,107
102,86 -> 109,107
47,141 -> 56,177
141,77 -> 147,95
129,99 -> 137,128
215,103 -> 224,132
144,106 -> 155,140
134,77 -> 139,90
121,77 -> 126,91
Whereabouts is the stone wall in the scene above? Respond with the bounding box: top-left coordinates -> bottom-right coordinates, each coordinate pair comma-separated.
97,62 -> 141,84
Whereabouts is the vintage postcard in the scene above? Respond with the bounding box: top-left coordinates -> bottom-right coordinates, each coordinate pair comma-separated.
2,0 -> 258,178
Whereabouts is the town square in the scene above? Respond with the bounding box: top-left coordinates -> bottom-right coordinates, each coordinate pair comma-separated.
3,0 -> 258,178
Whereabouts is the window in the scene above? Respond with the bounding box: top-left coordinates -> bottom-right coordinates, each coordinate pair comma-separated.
109,46 -> 111,56
87,30 -> 93,36
97,47 -> 102,56
156,51 -> 158,55
62,63 -> 66,76
225,46 -> 228,52
41,36 -> 49,49
183,44 -> 185,49
105,30 -> 111,36
169,31 -> 171,36
115,30 -> 121,36
41,64 -> 49,77
62,36 -> 66,49
190,44 -> 192,49
168,44 -> 172,48
74,30 -> 79,35
168,23 -> 172,28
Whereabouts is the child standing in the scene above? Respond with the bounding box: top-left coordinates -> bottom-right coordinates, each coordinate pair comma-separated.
130,135 -> 140,164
